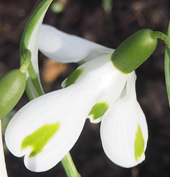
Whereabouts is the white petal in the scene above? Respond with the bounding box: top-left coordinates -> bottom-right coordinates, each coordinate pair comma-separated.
5,85 -> 97,172
100,72 -> 148,168
5,55 -> 126,172
87,73 -> 127,123
0,121 -> 8,177
62,53 -> 120,87
62,53 -> 128,123
38,24 -> 113,63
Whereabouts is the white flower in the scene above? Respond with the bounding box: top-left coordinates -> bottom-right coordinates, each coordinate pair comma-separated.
5,24 -> 148,172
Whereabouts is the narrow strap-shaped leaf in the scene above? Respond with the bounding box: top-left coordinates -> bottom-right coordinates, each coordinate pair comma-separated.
20,0 -> 53,99
164,21 -> 170,107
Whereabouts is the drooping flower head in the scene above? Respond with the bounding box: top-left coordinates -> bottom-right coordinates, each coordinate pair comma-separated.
5,0 -> 159,172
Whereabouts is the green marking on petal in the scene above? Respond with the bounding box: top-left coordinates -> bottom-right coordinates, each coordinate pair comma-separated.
88,102 -> 109,120
21,122 -> 60,157
64,68 -> 83,87
134,125 -> 145,161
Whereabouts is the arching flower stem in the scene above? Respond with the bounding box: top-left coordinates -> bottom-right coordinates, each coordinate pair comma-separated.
154,31 -> 170,49
154,28 -> 170,107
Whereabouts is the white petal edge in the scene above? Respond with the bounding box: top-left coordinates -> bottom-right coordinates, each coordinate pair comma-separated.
100,72 -> 148,168
38,24 -> 113,63
0,121 -> 8,177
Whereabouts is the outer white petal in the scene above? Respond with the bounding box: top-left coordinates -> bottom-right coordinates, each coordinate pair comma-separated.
0,121 -> 8,177
38,24 -> 113,63
5,85 -> 96,172
101,72 -> 148,168
5,54 -> 126,172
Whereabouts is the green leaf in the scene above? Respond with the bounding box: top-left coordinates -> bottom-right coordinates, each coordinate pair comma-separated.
165,21 -> 170,107
20,0 -> 53,99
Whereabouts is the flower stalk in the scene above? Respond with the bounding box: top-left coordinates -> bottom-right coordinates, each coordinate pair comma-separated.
61,153 -> 81,177
154,31 -> 170,49
164,22 -> 170,107
152,28 -> 170,107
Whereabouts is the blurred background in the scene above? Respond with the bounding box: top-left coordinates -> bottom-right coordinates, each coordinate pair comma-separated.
1,0 -> 170,176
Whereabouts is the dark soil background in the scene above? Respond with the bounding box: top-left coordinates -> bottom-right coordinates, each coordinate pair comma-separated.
1,0 -> 170,177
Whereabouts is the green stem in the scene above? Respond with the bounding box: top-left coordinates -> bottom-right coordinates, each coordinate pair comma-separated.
61,152 -> 81,177
27,62 -> 44,96
154,31 -> 170,49
164,22 -> 170,107
165,45 -> 170,106
155,27 -> 170,107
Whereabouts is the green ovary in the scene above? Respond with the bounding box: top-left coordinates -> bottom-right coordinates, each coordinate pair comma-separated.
88,102 -> 109,120
64,68 -> 83,87
134,125 -> 145,161
21,122 -> 60,157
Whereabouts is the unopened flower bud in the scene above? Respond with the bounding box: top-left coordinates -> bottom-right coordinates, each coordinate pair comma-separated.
0,69 -> 26,119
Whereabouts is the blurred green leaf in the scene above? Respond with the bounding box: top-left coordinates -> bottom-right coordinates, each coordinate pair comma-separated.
102,0 -> 113,13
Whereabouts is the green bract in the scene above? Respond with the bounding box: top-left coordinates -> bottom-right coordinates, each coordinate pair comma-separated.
0,69 -> 26,119
111,29 -> 157,73
20,0 -> 53,99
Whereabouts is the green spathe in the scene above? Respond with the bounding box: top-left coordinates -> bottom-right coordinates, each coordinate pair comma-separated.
0,70 -> 26,119
21,122 -> 60,157
111,29 -> 157,73
134,125 -> 145,161
88,102 -> 109,120
64,68 -> 83,87
20,0 -> 53,99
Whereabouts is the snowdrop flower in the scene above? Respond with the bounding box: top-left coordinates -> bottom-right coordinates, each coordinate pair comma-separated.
5,24 -> 158,172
